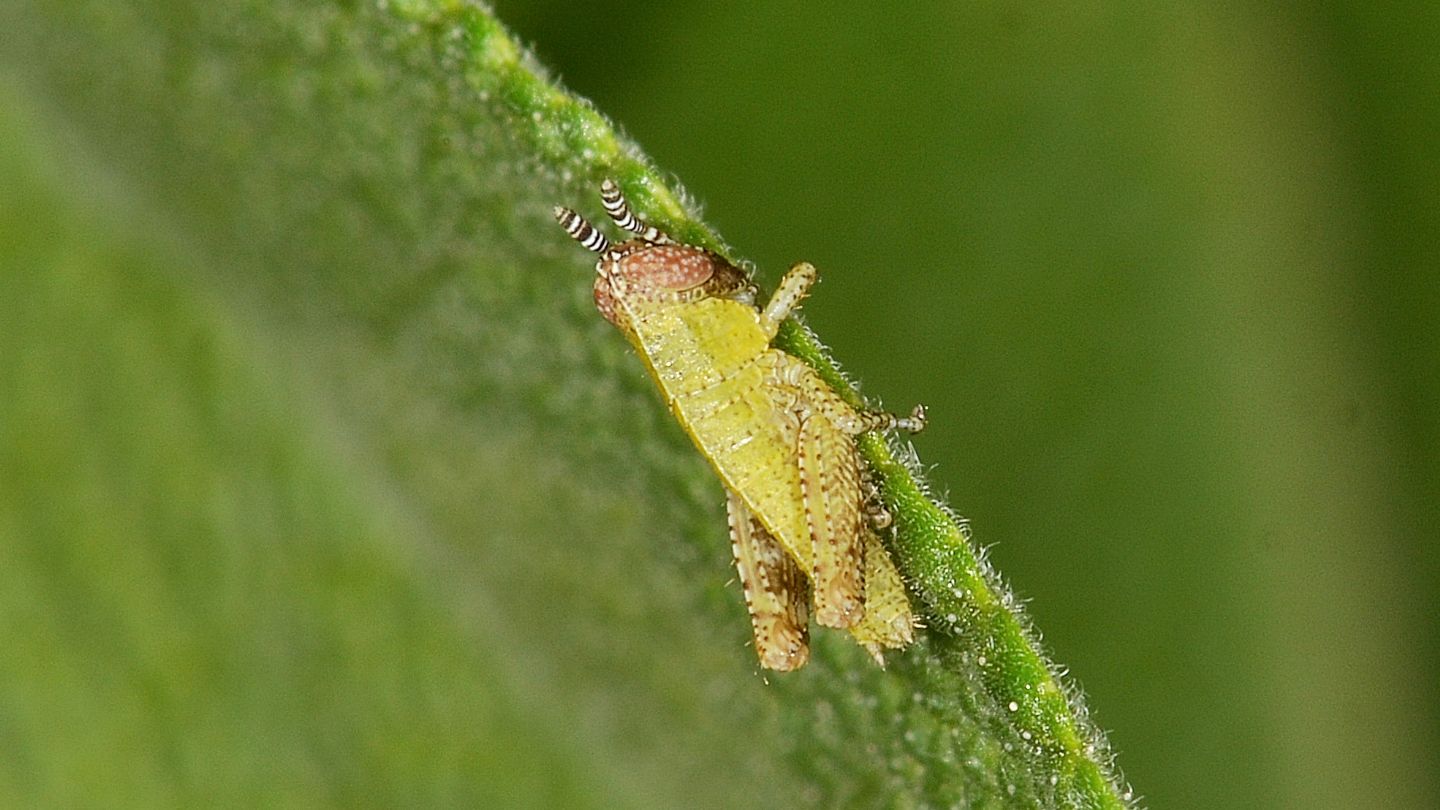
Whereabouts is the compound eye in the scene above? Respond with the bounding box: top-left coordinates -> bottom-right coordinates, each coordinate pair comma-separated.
593,276 -> 622,326
622,245 -> 718,290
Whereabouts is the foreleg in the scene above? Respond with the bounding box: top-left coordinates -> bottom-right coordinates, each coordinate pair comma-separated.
758,262 -> 818,341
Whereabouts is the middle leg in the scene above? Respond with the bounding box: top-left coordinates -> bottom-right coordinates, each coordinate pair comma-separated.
772,352 -> 927,436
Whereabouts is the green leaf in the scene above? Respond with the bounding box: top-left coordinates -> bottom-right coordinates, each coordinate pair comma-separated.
1,2 -> 1131,807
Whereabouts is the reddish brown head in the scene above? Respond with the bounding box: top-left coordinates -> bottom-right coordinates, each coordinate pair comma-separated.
556,181 -> 750,330
592,242 -> 748,328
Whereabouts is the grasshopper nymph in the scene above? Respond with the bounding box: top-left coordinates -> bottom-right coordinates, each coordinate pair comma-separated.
556,181 -> 924,670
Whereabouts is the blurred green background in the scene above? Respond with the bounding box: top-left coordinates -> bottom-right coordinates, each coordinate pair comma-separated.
3,1 -> 1437,808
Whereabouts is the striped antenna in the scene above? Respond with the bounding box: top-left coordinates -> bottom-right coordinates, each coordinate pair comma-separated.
600,179 -> 674,244
554,206 -> 611,253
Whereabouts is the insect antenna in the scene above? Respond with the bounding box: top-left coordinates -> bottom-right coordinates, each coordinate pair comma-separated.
600,179 -> 675,244
553,206 -> 611,253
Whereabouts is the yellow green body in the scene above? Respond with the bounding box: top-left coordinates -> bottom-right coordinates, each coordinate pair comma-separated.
622,294 -> 915,664
556,181 -> 917,670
